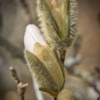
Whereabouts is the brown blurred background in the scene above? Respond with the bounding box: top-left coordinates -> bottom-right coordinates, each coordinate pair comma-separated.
0,0 -> 100,100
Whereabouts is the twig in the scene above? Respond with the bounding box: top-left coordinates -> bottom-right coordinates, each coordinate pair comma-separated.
54,97 -> 57,100
59,50 -> 66,64
9,67 -> 28,100
21,95 -> 24,100
0,36 -> 24,61
97,95 -> 100,100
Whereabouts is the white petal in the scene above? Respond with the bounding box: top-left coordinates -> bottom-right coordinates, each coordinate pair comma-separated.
24,24 -> 47,53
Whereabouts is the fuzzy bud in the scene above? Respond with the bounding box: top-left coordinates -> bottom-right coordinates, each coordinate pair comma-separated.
37,0 -> 78,50
24,43 -> 65,97
24,24 -> 65,97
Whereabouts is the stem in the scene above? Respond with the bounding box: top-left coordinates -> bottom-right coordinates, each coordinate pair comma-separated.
9,67 -> 28,100
54,97 -> 57,100
21,95 -> 24,100
59,50 -> 66,64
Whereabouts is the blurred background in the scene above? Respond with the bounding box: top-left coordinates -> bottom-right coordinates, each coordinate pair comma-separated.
0,0 -> 100,100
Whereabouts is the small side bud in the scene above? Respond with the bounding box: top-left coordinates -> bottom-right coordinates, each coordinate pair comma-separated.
57,89 -> 76,100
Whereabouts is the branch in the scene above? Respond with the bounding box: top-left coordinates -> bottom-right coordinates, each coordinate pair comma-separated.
0,36 -> 24,61
59,50 -> 66,64
9,67 -> 28,100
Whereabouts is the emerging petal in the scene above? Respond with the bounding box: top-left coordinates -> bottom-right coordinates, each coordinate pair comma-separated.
24,24 -> 47,53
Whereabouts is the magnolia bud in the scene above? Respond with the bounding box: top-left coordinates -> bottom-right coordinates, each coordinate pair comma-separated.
37,0 -> 78,50
57,89 -> 75,100
24,24 -> 65,97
